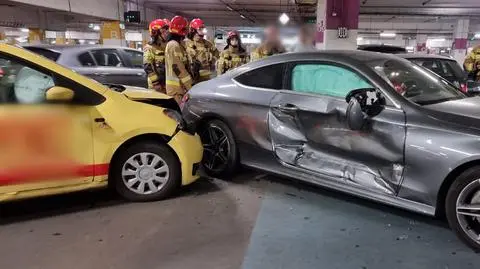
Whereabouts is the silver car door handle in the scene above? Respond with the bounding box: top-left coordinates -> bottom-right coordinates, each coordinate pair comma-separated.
136,72 -> 145,76
276,103 -> 298,112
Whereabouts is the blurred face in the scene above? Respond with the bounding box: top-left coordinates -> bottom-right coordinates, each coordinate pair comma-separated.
265,27 -> 279,43
230,37 -> 239,47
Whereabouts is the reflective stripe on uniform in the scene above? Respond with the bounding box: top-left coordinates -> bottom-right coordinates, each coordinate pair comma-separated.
199,69 -> 211,76
166,80 -> 181,86
180,75 -> 192,84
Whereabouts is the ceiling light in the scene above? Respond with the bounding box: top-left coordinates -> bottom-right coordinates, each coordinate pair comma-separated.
429,38 -> 445,42
379,32 -> 396,37
20,28 -> 29,33
226,5 -> 233,11
474,33 -> 480,39
356,37 -> 363,41
240,14 -> 246,19
279,13 -> 289,25
93,25 -> 101,31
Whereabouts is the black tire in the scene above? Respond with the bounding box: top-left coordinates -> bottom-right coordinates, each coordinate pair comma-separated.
111,141 -> 181,202
446,166 -> 480,252
199,119 -> 238,178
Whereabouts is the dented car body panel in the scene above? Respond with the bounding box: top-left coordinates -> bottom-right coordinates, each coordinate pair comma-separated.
182,51 -> 480,216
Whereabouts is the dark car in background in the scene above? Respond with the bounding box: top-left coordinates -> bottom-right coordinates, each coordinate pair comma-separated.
24,45 -> 147,88
397,54 -> 469,93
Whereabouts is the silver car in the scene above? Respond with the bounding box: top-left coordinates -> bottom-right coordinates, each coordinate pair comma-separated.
24,45 -> 147,88
182,50 -> 480,251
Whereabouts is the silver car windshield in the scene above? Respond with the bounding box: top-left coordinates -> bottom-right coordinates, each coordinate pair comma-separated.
368,59 -> 465,105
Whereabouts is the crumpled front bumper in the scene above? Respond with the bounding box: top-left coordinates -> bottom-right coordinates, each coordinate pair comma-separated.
168,130 -> 203,186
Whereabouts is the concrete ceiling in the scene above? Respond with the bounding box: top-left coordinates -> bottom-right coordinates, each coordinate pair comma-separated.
143,0 -> 480,27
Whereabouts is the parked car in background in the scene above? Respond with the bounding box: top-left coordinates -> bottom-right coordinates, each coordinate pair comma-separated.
357,44 -> 407,54
24,45 -> 147,88
0,44 -> 202,202
397,54 -> 469,93
182,50 -> 480,251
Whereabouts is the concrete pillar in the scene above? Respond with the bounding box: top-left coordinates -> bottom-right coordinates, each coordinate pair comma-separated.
416,34 -> 428,54
55,32 -> 66,45
315,0 -> 359,50
453,19 -> 469,64
100,21 -> 126,46
142,30 -> 150,48
28,28 -> 44,45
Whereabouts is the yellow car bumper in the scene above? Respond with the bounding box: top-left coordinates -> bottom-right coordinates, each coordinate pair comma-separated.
168,130 -> 203,186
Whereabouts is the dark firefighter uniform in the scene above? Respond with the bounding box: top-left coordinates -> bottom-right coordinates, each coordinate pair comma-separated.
143,43 -> 167,91
165,16 -> 193,103
464,45 -> 480,81
216,31 -> 249,75
143,18 -> 170,92
250,42 -> 286,62
185,18 -> 219,83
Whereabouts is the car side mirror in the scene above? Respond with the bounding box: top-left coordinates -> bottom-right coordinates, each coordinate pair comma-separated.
345,88 -> 385,130
46,86 -> 74,102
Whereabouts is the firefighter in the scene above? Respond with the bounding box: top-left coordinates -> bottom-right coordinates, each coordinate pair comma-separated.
143,18 -> 170,92
251,26 -> 286,62
217,30 -> 249,75
464,45 -> 480,81
185,18 -> 219,83
165,15 -> 192,104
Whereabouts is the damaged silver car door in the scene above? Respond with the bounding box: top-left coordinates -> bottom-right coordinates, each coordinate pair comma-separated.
268,62 -> 406,195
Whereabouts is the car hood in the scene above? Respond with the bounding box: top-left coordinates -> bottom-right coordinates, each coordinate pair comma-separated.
423,97 -> 480,130
121,86 -> 172,100
425,97 -> 480,118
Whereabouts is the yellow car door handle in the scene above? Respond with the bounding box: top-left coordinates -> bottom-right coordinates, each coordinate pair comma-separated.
94,118 -> 105,123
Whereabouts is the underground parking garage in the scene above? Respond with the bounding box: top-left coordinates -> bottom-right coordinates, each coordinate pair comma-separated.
1,0 -> 480,268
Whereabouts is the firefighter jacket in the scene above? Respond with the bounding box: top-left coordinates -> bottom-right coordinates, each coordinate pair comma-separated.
185,39 -> 219,83
165,40 -> 193,103
143,42 -> 167,92
464,46 -> 480,81
216,46 -> 249,75
250,42 -> 286,62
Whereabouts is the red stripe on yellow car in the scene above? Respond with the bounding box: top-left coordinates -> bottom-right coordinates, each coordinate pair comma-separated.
0,163 -> 109,186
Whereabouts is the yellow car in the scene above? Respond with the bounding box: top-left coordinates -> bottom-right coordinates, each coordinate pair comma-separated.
0,44 -> 203,202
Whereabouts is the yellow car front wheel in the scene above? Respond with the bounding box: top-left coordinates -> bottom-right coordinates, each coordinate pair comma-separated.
112,141 -> 181,202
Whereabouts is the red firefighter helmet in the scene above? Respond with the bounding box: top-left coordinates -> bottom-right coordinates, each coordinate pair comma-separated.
162,18 -> 170,27
227,30 -> 239,40
169,16 -> 189,36
189,18 -> 205,30
149,19 -> 168,36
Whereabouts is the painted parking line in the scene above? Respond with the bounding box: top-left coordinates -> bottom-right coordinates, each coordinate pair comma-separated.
242,180 -> 480,269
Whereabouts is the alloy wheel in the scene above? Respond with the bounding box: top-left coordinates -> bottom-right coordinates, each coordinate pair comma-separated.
121,152 -> 170,195
201,125 -> 230,173
456,179 -> 480,243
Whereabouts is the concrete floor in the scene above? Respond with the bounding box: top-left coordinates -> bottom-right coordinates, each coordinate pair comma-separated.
0,170 -> 479,269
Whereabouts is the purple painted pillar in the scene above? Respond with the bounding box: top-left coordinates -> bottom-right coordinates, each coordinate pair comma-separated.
316,0 -> 360,50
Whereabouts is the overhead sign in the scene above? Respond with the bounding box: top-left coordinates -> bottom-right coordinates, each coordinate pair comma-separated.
124,11 -> 141,23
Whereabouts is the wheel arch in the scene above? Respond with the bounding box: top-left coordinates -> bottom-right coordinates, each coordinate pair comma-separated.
436,159 -> 480,217
108,133 -> 181,185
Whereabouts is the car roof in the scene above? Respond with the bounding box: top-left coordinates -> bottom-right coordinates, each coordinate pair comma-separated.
23,44 -> 135,53
396,53 -> 455,61
251,50 -> 405,66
